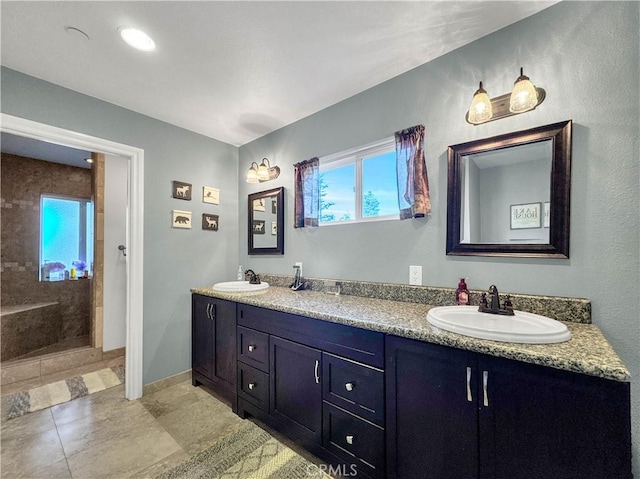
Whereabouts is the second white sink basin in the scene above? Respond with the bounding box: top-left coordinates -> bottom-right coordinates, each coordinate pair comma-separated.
427,305 -> 571,344
212,280 -> 269,293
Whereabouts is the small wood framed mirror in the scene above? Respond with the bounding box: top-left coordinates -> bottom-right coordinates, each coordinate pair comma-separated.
248,187 -> 284,255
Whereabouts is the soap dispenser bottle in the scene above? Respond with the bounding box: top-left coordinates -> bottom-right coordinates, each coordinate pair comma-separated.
237,266 -> 243,281
456,278 -> 469,305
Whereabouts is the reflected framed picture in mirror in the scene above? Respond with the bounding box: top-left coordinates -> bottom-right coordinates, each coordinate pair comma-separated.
446,120 -> 571,258
510,203 -> 541,230
248,187 -> 284,255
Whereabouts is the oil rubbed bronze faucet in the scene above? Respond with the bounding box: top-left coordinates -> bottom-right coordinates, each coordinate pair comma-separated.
478,285 -> 514,316
244,269 -> 261,284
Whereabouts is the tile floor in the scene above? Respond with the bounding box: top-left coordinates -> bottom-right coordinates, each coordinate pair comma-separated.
1,375 -> 249,478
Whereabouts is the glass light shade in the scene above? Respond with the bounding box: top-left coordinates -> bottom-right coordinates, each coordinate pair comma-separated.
257,160 -> 270,181
246,165 -> 259,183
468,82 -> 493,124
509,69 -> 538,113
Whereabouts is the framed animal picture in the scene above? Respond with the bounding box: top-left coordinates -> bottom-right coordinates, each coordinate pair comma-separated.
172,210 -> 192,229
252,220 -> 266,234
203,187 -> 220,204
172,181 -> 192,201
202,213 -> 219,231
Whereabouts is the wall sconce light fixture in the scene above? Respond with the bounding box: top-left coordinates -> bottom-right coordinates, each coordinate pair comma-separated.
246,158 -> 280,183
466,67 -> 545,125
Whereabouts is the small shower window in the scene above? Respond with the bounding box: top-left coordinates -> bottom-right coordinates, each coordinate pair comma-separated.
40,195 -> 94,281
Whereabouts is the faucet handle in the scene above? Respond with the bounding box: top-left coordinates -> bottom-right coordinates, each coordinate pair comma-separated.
479,292 -> 488,307
503,295 -> 514,313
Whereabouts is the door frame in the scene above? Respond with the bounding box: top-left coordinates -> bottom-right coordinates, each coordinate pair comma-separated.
1,113 -> 144,400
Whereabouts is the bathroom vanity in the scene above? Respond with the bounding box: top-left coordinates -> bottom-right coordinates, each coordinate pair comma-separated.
191,284 -> 631,479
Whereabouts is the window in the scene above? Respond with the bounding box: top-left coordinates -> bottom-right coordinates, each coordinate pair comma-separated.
320,138 -> 398,224
40,195 -> 94,280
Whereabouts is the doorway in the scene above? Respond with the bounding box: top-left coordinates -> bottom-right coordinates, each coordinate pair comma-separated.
1,113 -> 144,400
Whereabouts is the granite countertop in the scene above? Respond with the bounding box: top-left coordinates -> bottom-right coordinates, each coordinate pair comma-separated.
191,285 -> 630,383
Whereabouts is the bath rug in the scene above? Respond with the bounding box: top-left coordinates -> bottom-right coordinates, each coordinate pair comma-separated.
4,366 -> 124,420
158,420 -> 333,479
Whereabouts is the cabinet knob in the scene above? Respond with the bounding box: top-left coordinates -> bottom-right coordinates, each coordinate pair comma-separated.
248,382 -> 256,390
248,345 -> 256,352
345,382 -> 354,392
345,435 -> 354,445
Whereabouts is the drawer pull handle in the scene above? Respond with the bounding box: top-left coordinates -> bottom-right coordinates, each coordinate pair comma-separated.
345,435 -> 354,445
345,382 -> 354,392
314,360 -> 320,384
248,345 -> 256,352
466,367 -> 472,402
248,382 -> 256,390
483,371 -> 489,407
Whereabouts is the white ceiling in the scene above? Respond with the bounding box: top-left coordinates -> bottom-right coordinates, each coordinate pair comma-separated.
1,1 -> 557,147
1,132 -> 92,169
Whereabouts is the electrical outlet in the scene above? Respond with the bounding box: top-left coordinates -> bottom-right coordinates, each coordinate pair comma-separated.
295,262 -> 302,276
409,265 -> 422,286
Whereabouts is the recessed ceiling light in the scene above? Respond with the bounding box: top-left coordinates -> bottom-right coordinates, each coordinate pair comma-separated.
84,158 -> 94,164
65,26 -> 90,41
118,26 -> 155,52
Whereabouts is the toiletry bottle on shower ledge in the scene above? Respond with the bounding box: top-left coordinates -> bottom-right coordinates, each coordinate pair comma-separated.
456,278 -> 469,305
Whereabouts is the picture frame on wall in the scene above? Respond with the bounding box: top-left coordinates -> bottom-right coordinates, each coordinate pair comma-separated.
172,210 -> 192,229
202,213 -> 219,231
172,181 -> 192,201
203,187 -> 220,204
510,202 -> 541,230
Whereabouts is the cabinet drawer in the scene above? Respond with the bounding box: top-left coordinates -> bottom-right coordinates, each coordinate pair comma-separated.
323,353 -> 384,426
238,304 -> 384,368
323,401 -> 385,479
238,363 -> 269,412
237,326 -> 269,372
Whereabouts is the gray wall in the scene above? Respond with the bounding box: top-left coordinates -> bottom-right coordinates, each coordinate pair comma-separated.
478,158 -> 550,243
238,2 -> 639,472
1,67 -> 240,385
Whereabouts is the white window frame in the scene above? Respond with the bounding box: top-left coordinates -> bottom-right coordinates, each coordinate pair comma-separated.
319,137 -> 397,225
39,193 -> 94,280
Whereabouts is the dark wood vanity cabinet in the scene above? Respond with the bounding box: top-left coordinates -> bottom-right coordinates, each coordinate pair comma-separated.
192,295 -> 631,479
270,336 -> 323,443
386,335 -> 632,479
236,303 -> 386,479
191,294 -> 237,408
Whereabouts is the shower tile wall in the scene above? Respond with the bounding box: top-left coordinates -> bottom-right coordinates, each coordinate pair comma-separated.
1,153 -> 92,342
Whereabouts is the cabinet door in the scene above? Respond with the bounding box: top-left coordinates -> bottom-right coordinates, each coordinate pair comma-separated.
386,336 -> 478,479
211,298 -> 237,390
192,294 -> 213,379
270,336 -> 322,444
478,354 -> 632,479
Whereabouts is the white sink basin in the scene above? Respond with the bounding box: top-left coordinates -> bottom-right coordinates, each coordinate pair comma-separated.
427,305 -> 571,344
212,281 -> 269,293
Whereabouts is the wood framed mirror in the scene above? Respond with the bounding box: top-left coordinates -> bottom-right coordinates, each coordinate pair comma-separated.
447,120 -> 572,258
248,186 -> 284,255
